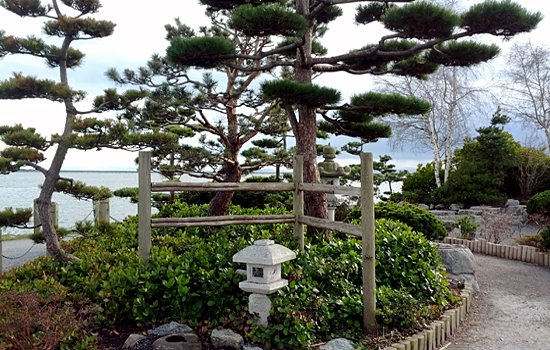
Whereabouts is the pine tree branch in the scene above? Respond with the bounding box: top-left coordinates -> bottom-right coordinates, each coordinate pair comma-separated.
20,161 -> 48,176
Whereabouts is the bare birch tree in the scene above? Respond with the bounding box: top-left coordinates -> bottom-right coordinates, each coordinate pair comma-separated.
377,66 -> 489,187
502,41 -> 550,154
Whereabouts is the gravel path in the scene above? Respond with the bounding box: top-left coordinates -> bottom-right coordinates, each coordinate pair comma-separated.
441,254 -> 550,350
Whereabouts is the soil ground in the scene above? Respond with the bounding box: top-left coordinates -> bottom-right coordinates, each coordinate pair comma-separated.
441,254 -> 550,350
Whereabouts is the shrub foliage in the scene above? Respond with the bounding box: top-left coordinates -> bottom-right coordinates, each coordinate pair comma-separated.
526,190 -> 550,217
347,201 -> 447,241
1,203 -> 454,349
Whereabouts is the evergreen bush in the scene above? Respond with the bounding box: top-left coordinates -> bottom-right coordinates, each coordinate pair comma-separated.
456,216 -> 477,240
1,203 -> 454,349
541,225 -> 550,251
346,201 -> 447,241
526,190 -> 550,217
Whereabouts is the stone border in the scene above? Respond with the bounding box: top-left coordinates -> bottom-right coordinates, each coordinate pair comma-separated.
443,237 -> 550,268
382,285 -> 473,350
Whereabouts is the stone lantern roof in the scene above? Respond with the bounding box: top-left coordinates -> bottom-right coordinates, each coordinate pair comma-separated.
233,239 -> 296,265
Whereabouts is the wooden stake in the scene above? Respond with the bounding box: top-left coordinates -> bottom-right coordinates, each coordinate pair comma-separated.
138,151 -> 152,261
293,155 -> 304,251
361,152 -> 377,334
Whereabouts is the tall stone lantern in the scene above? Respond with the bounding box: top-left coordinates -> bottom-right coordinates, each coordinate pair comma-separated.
233,239 -> 296,326
318,145 -> 351,221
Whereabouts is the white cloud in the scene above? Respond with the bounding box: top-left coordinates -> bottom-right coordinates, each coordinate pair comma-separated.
1,1 -> 550,170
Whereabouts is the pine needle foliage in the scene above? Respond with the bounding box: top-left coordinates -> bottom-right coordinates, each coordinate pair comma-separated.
0,73 -> 85,101
261,79 -> 341,107
382,1 -> 459,39
349,92 -> 431,116
166,36 -> 235,68
0,207 -> 32,227
356,3 -> 393,24
461,0 -> 542,36
0,0 -> 49,16
230,4 -> 307,36
429,41 -> 500,66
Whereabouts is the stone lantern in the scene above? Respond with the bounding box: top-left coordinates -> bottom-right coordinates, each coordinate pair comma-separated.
317,145 -> 351,221
233,239 -> 296,326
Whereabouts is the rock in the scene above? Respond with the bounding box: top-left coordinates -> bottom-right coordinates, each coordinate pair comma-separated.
458,208 -> 482,216
449,203 -> 463,211
441,219 -> 456,232
122,334 -> 147,349
242,345 -> 264,350
418,203 -> 429,210
505,199 -> 520,207
152,333 -> 201,350
148,321 -> 193,337
438,243 -> 479,293
319,338 -> 355,350
431,210 -> 457,217
210,328 -> 244,349
435,204 -> 446,210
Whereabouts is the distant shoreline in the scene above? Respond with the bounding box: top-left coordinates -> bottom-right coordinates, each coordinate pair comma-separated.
17,169 -> 139,173
16,169 -> 280,175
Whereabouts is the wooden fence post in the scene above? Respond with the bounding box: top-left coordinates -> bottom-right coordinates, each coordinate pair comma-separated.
93,199 -> 110,225
138,151 -> 152,261
293,155 -> 304,251
33,200 -> 58,234
361,152 -> 377,333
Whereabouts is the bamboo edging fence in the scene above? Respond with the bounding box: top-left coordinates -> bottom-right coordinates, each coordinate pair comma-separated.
444,237 -> 550,268
137,151 -> 377,333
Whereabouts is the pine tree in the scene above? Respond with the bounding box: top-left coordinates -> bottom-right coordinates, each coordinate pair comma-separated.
0,0 -> 174,260
164,0 -> 541,219
108,18 -> 293,215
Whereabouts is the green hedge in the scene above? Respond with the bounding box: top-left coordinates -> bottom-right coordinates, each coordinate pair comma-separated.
1,203 -> 453,349
526,190 -> 550,217
346,201 -> 447,241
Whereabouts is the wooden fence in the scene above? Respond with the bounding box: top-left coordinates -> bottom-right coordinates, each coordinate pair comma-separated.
137,151 -> 377,333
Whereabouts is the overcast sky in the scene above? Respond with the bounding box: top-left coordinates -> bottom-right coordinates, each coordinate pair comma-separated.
1,0 -> 549,171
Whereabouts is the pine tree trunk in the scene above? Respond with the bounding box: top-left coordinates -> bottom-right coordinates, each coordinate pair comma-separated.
295,107 -> 327,220
294,0 -> 327,221
208,163 -> 242,216
38,35 -> 77,262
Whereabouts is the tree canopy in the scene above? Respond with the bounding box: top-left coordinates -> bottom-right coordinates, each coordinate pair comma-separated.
0,0 -> 174,260
162,0 -> 542,219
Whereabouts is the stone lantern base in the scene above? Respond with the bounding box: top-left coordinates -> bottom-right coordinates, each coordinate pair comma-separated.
249,293 -> 272,326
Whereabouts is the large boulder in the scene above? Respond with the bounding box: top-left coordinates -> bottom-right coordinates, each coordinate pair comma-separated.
122,334 -> 147,349
148,321 -> 193,337
210,329 -> 244,349
438,243 -> 479,293
152,333 -> 201,350
319,338 -> 355,350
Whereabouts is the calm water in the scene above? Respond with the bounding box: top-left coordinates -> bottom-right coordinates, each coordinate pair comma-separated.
0,171 -> 171,234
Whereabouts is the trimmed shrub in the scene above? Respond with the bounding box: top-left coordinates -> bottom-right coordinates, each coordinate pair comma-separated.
515,234 -> 544,250
526,190 -> 550,217
1,203 -> 454,349
346,201 -> 447,241
456,216 -> 477,239
250,218 -> 451,347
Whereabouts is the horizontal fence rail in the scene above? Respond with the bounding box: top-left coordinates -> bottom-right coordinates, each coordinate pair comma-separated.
151,182 -> 295,192
297,215 -> 362,237
152,214 -> 296,228
138,151 -> 377,333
